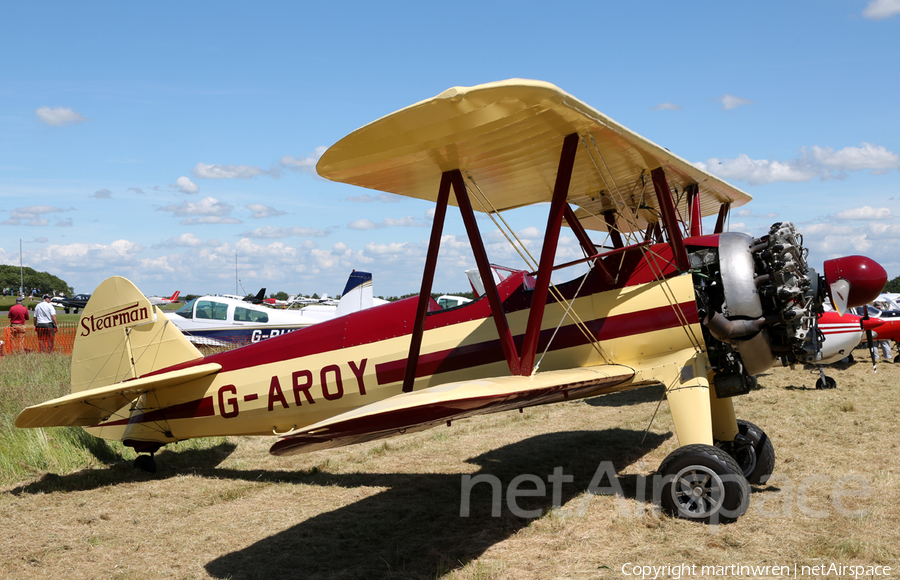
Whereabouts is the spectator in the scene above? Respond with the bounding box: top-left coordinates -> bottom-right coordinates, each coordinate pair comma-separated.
34,294 -> 58,353
7,296 -> 29,352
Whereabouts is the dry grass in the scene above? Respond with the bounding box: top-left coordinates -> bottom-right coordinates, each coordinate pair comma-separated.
1,357 -> 898,579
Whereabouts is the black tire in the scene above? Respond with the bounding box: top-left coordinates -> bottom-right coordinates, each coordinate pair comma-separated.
64,307 -> 70,314
658,444 -> 749,524
816,376 -> 837,389
733,420 -> 775,485
133,454 -> 157,473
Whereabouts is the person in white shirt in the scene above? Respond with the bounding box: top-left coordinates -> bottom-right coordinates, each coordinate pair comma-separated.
34,294 -> 58,353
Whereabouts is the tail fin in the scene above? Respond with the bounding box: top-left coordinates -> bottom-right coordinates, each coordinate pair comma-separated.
170,290 -> 180,301
71,276 -> 202,394
336,271 -> 374,316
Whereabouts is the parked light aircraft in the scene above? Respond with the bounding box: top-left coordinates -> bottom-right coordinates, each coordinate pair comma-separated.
812,310 -> 884,389
263,294 -> 296,308
50,293 -> 91,314
849,304 -> 900,362
221,288 -> 266,304
147,291 -> 180,306
16,80 -> 887,525
168,271 -> 381,347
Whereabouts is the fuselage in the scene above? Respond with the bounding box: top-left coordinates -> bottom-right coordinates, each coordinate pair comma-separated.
88,242 -> 703,449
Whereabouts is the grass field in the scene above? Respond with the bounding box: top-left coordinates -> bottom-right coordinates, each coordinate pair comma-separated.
1,352 -> 897,579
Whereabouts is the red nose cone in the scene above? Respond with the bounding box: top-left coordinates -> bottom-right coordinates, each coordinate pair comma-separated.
824,255 -> 887,308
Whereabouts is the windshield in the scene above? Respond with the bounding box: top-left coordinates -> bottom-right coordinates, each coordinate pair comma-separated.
175,298 -> 197,319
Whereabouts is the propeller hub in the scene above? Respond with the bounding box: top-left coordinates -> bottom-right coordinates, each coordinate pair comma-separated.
824,256 -> 887,311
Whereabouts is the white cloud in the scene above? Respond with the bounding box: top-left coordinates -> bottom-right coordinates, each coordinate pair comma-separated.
347,193 -> 401,203
35,106 -> 89,127
384,216 -> 426,227
697,154 -> 819,185
348,219 -> 377,230
91,189 -> 112,199
867,222 -> 900,237
807,142 -> 900,172
173,176 -> 199,194
736,209 -> 778,218
698,142 -> 900,185
33,240 -> 145,271
348,216 -> 426,229
246,203 -> 287,219
154,233 -> 212,248
719,95 -> 752,110
863,0 -> 900,19
2,205 -> 70,226
651,103 -> 682,111
158,196 -> 239,225
192,162 -> 280,179
179,216 -> 242,225
834,206 -> 894,220
280,146 -> 327,174
239,226 -> 327,238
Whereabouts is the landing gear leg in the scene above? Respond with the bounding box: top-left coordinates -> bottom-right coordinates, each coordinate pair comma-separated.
659,352 -> 752,523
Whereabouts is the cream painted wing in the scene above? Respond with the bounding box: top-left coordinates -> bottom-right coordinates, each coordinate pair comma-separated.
15,363 -> 221,428
316,79 -> 750,233
270,364 -> 635,456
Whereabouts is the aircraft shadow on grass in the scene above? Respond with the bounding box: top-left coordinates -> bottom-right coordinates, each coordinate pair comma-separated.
7,441 -> 239,495
204,428 -> 672,580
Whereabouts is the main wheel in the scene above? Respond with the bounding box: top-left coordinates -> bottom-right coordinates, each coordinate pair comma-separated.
658,444 -> 749,524
816,376 -> 837,389
731,420 -> 775,485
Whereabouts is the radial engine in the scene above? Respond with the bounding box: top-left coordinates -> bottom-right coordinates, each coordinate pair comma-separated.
688,221 -> 885,398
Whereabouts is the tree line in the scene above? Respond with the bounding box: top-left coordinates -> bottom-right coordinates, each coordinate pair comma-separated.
0,265 -> 73,297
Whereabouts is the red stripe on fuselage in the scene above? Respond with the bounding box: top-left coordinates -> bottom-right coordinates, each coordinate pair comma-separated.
98,395 -> 215,427
375,301 -> 699,385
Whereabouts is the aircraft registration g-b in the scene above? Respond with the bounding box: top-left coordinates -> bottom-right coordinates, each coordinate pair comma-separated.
17,79 -> 887,524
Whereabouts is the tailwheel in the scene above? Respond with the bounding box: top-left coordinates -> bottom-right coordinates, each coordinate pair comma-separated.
658,444 -> 749,524
716,420 -> 775,485
133,454 -> 157,473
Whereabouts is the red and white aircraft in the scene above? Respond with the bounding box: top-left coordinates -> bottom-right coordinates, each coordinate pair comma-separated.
16,80 -> 886,524
146,291 -> 180,306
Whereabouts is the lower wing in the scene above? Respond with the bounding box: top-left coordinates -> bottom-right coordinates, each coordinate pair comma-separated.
15,363 -> 221,428
270,364 -> 635,456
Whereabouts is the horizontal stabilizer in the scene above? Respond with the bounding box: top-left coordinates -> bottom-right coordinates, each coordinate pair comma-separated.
270,364 -> 634,456
15,363 -> 221,429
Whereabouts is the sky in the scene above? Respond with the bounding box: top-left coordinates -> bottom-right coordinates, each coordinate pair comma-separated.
2,1 -> 899,299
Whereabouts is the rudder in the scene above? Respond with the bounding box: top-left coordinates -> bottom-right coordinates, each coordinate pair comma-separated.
71,276 -> 202,394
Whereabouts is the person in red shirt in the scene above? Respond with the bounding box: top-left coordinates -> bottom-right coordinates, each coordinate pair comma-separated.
7,296 -> 29,352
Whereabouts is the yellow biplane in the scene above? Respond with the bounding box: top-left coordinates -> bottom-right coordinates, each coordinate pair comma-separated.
17,79 -> 886,524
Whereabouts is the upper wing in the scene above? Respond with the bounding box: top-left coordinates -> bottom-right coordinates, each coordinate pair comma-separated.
270,364 -> 635,456
15,363 -> 221,428
316,79 -> 750,233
